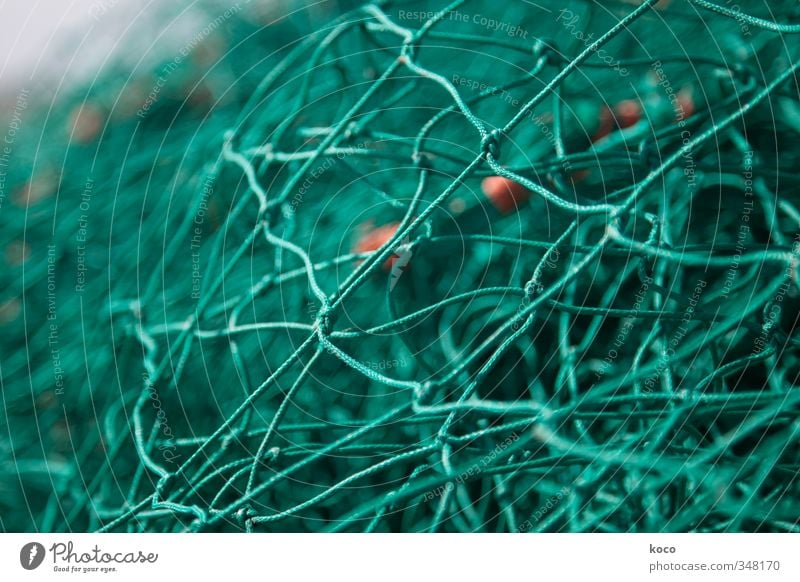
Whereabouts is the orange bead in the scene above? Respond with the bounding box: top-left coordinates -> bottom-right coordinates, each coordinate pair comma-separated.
0,297 -> 21,326
5,240 -> 31,266
13,174 -> 57,207
569,169 -> 591,184
481,176 -> 529,214
68,104 -> 104,143
614,99 -> 642,129
677,89 -> 695,121
592,106 -> 614,142
354,222 -> 405,271
187,80 -> 214,112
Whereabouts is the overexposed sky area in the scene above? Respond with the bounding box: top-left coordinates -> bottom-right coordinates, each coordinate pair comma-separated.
0,0 -> 280,102
0,0 -> 151,92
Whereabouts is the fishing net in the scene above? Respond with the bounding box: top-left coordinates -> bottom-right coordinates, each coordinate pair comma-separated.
2,0 -> 800,533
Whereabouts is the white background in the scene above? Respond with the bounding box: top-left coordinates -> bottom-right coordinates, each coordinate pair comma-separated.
1,534 -> 798,581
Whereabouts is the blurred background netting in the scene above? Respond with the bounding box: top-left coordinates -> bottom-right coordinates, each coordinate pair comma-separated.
1,0 -> 799,533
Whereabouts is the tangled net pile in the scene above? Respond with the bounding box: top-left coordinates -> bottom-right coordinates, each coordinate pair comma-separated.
2,0 -> 800,533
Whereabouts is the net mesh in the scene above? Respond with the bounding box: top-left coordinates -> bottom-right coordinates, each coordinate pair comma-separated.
2,0 -> 800,533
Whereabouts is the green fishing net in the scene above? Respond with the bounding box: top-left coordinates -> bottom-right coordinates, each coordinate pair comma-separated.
1,0 -> 800,533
